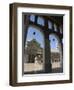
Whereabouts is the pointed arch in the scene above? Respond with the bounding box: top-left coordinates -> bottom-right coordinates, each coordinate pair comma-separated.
49,33 -> 63,72
24,25 -> 45,73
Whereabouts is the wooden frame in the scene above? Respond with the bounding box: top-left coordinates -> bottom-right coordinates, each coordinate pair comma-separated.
9,3 -> 72,86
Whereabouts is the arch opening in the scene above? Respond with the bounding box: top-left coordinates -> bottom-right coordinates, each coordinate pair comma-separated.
49,34 -> 63,73
24,26 -> 45,73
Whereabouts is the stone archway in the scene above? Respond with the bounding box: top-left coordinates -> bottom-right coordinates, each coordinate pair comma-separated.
23,14 -> 63,74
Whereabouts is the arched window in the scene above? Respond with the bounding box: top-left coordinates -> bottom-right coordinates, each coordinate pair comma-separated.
48,20 -> 52,29
54,23 -> 57,31
30,14 -> 35,22
37,17 -> 44,26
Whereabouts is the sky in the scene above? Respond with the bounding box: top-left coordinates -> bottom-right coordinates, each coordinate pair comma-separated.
25,26 -> 44,48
